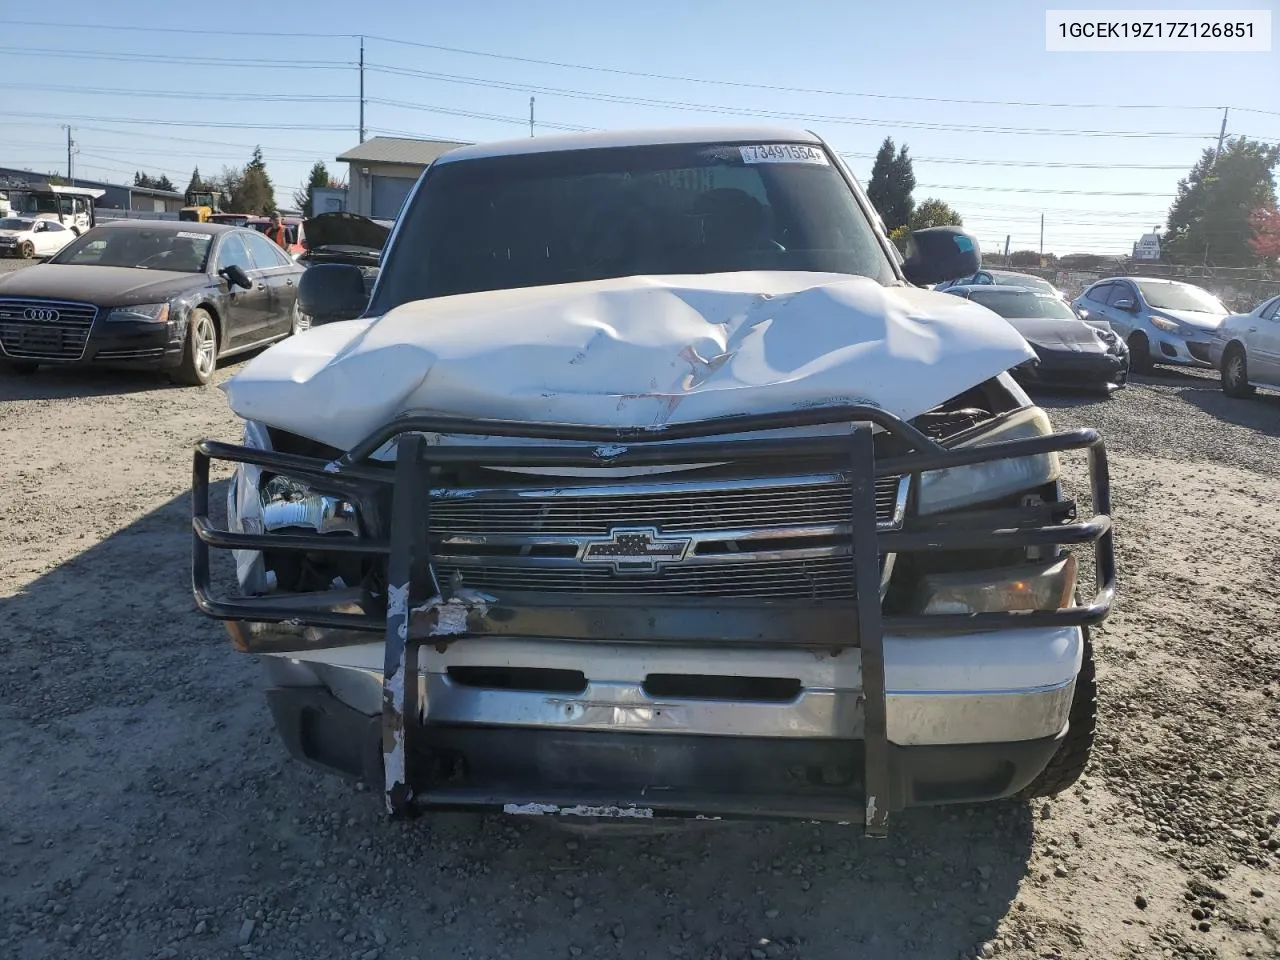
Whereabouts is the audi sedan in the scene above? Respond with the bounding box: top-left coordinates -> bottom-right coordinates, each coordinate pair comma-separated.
0,219 -> 307,386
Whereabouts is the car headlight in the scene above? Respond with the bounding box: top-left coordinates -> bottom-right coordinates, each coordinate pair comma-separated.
916,406 -> 1060,516
260,476 -> 360,535
915,555 -> 1077,615
106,302 -> 170,323
1148,315 -> 1181,333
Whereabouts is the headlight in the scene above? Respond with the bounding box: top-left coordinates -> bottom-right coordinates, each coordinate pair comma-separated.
916,406 -> 1060,515
915,555 -> 1077,615
106,302 -> 170,323
1148,315 -> 1181,333
260,476 -> 360,535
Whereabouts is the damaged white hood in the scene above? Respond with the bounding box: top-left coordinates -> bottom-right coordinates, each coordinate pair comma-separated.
223,271 -> 1035,452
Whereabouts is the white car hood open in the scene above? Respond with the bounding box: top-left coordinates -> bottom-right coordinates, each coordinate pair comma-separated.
223,271 -> 1036,452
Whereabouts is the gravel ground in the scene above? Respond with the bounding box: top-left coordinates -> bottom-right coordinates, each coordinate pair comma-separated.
2,350 -> 1279,960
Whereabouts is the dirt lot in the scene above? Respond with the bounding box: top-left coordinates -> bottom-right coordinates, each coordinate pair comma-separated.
2,331 -> 1280,960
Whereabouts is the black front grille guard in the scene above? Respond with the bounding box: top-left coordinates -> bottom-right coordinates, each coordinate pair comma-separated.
191,404 -> 1116,836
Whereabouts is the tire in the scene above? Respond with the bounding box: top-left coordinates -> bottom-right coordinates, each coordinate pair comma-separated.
0,359 -> 39,375
1018,628 -> 1097,800
170,308 -> 218,386
1126,333 -> 1152,374
1221,344 -> 1255,398
17,241 -> 34,260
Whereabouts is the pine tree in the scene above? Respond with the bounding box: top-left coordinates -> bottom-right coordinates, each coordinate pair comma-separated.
866,137 -> 917,233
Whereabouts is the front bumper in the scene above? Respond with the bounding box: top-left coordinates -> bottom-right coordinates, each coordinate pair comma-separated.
191,404 -> 1116,835
265,683 -> 1066,820
1151,331 -> 1214,368
1014,349 -> 1127,390
0,315 -> 184,369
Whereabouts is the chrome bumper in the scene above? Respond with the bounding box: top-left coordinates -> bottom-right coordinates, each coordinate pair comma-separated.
260,625 -> 1081,748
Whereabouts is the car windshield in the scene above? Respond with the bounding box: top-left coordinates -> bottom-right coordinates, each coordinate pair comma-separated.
1135,281 -> 1226,313
968,289 -> 1078,320
990,272 -> 1056,294
0,218 -> 34,230
372,141 -> 897,308
51,228 -> 212,272
13,194 -> 59,214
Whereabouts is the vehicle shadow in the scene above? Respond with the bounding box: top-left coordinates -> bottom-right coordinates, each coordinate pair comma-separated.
1178,380 -> 1280,438
0,484 -> 1036,960
0,352 -> 263,402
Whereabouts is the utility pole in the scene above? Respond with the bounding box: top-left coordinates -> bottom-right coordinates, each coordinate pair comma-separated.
1215,106 -> 1229,159
64,125 -> 74,184
1003,234 -> 1010,263
358,35 -> 366,144
1039,214 -> 1044,258
529,97 -> 535,137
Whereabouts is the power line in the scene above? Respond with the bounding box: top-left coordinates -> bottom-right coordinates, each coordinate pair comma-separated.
0,82 -> 355,103
366,98 -> 594,133
0,45 -> 355,68
918,183 -> 1173,197
0,109 -> 354,131
2,18 -> 1275,117
365,63 -> 1221,140
0,18 -> 348,39
838,152 -> 1187,172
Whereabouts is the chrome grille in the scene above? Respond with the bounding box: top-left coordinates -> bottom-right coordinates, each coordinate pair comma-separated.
431,473 -> 908,602
431,474 -> 907,536
0,298 -> 98,361
95,346 -> 166,361
435,556 -> 867,601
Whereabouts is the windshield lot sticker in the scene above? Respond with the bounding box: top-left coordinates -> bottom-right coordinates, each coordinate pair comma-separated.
176,232 -> 208,240
739,144 -> 829,165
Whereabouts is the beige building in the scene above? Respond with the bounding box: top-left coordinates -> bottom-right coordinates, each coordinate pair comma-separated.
336,136 -> 470,220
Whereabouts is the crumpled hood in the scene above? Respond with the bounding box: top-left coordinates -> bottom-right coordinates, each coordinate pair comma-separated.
1005,317 -> 1108,354
223,271 -> 1037,451
0,228 -> 31,239
1155,308 -> 1226,331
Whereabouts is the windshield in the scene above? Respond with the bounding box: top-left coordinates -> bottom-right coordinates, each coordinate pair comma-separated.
1135,280 -> 1227,314
51,228 -> 212,272
14,194 -> 59,215
372,141 -> 896,308
0,218 -> 34,230
968,289 -> 1078,320
989,272 -> 1056,295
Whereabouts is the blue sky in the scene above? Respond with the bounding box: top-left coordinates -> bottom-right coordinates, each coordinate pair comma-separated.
2,0 -> 1276,255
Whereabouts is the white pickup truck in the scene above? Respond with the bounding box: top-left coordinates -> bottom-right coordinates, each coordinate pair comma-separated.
191,127 -> 1115,835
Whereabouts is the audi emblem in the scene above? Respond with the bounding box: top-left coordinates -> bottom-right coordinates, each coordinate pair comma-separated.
22,307 -> 60,322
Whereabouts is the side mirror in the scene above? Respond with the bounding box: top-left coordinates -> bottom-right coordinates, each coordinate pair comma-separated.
901,226 -> 982,286
298,263 -> 368,325
1113,298 -> 1135,312
220,264 -> 253,290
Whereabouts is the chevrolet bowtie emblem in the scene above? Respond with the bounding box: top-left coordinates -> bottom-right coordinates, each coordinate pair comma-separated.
580,527 -> 692,574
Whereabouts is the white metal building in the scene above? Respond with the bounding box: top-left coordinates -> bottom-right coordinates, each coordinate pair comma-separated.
336,137 -> 470,220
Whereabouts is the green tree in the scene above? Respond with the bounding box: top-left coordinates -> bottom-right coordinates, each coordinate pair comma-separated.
230,146 -> 277,215
1163,137 -> 1280,266
909,198 -> 962,230
210,165 -> 243,205
293,161 -> 332,217
867,137 -> 916,232
186,166 -> 203,194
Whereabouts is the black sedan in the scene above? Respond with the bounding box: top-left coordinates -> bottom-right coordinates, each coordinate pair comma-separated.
944,284 -> 1129,394
0,219 -> 307,386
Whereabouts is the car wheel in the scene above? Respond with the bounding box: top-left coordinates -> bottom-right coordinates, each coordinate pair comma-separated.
289,301 -> 310,336
1017,627 -> 1096,799
0,359 -> 39,375
171,308 -> 218,386
1221,344 -> 1255,398
1127,332 -> 1152,373
17,241 -> 34,259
